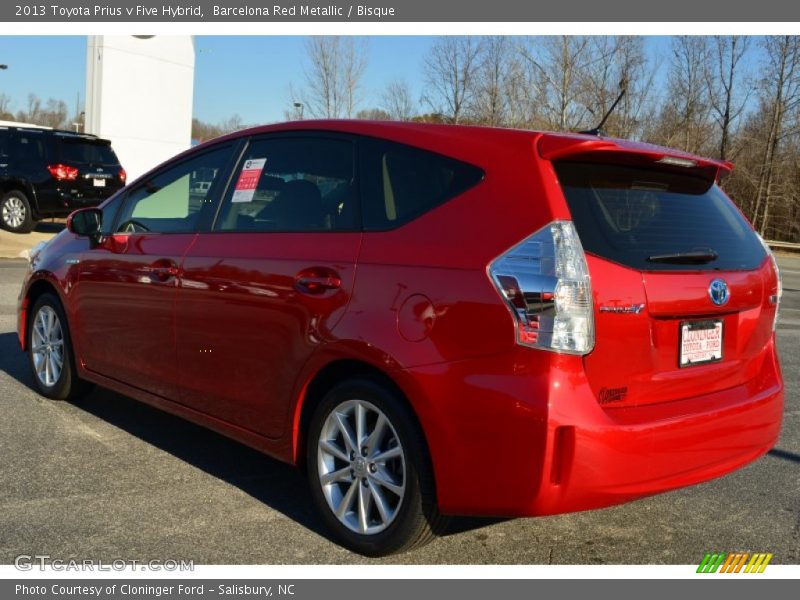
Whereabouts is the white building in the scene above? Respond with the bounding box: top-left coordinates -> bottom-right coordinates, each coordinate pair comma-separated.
85,36 -> 195,182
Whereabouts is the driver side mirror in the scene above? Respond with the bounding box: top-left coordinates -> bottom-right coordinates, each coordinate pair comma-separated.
66,207 -> 102,244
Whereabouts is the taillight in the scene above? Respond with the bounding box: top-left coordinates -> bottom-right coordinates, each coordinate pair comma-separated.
119,168 -> 127,184
47,164 -> 79,181
757,234 -> 782,331
488,220 -> 594,354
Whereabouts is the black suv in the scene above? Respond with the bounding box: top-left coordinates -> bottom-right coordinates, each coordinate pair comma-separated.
0,124 -> 126,233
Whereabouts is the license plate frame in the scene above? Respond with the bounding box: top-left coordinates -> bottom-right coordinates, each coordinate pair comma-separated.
679,319 -> 723,368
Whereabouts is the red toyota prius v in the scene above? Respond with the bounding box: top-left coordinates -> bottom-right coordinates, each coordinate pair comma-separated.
17,121 -> 784,555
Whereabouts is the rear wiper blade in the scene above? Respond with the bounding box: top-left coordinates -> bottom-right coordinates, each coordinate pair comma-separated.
646,250 -> 719,264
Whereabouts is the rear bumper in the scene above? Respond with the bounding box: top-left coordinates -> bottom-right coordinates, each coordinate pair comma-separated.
401,338 -> 783,517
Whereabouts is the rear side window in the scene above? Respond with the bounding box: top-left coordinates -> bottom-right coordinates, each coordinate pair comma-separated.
12,131 -> 48,163
555,162 -> 766,271
359,137 -> 484,230
59,138 -> 119,165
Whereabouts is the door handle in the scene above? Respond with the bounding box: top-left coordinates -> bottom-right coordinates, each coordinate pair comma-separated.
295,268 -> 342,295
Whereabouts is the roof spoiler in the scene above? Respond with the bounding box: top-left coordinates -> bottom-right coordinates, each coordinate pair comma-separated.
538,133 -> 733,181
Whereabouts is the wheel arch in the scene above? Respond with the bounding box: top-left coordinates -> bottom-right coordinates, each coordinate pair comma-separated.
291,358 -> 435,479
1,180 -> 38,210
20,276 -> 65,351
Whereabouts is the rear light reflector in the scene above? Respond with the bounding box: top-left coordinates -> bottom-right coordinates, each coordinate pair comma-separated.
47,164 -> 79,181
488,220 -> 594,354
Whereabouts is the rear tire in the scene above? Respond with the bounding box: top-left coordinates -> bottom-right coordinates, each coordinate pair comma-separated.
1,190 -> 35,233
26,293 -> 92,401
307,378 -> 446,556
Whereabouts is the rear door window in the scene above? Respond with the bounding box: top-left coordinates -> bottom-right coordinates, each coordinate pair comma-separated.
555,162 -> 766,271
215,136 -> 357,232
12,130 -> 48,164
359,137 -> 484,230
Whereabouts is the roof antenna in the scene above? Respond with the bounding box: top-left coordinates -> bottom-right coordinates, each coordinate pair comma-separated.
580,78 -> 626,137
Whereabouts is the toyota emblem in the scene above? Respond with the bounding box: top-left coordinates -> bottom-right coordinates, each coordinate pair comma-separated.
709,279 -> 730,306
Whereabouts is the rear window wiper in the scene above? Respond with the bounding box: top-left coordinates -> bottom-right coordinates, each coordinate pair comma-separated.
646,249 -> 719,264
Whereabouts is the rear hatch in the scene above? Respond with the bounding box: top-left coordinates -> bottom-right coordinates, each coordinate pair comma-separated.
55,134 -> 125,197
542,137 -> 779,408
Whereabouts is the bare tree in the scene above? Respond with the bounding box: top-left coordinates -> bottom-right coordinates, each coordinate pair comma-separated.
294,37 -> 368,119
520,36 -> 593,131
422,36 -> 483,124
192,114 -> 248,142
341,38 -> 368,118
470,36 -> 512,126
502,47 -> 543,128
39,98 -> 68,128
219,114 -> 245,134
579,36 -> 620,129
356,108 -> 392,120
661,36 -> 712,153
8,94 -> 70,128
380,79 -> 416,121
751,36 -> 800,236
616,37 -> 659,139
0,93 -> 11,118
578,36 -> 656,138
18,93 -> 42,124
707,36 -> 752,160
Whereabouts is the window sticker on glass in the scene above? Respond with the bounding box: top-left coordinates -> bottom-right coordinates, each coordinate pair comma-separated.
231,158 -> 267,203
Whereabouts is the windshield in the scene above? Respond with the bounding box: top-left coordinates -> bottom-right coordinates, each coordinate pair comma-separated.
555,161 -> 766,271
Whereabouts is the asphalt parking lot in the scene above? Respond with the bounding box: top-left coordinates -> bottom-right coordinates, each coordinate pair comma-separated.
0,255 -> 798,565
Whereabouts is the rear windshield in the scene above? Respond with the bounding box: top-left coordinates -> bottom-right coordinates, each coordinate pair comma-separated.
59,138 -> 119,165
555,162 -> 766,271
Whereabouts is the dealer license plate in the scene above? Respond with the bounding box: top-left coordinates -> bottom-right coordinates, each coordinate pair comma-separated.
679,320 -> 723,367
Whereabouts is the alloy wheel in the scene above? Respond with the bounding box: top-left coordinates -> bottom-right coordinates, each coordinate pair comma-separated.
31,305 -> 65,387
2,196 -> 26,230
317,399 -> 406,535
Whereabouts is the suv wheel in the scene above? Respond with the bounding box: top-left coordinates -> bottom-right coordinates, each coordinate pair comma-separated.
1,190 -> 35,233
27,293 -> 91,400
307,378 -> 446,556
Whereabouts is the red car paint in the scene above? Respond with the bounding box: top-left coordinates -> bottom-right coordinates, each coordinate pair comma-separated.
17,121 -> 783,518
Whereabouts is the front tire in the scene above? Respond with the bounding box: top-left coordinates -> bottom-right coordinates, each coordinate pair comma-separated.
27,293 -> 91,400
1,190 -> 35,233
307,378 -> 445,556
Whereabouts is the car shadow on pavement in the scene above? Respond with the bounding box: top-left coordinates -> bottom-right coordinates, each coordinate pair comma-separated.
73,386 -> 332,539
768,448 -> 800,463
0,331 -> 31,388
0,331 -> 504,546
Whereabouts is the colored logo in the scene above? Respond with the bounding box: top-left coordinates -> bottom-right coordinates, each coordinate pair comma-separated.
709,279 -> 730,306
697,552 -> 773,573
